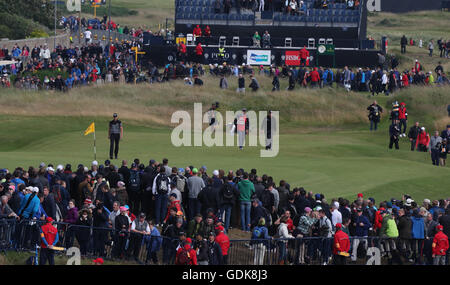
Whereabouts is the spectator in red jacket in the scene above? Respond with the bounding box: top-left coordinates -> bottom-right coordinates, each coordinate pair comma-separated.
195,43 -> 203,64
40,217 -> 59,265
164,193 -> 182,223
416,127 -> 430,152
333,223 -> 350,265
398,102 -> 408,137
310,67 -> 320,88
215,225 -> 230,264
401,72 -> 409,88
432,225 -> 449,265
204,25 -> 211,37
193,25 -> 202,37
414,60 -> 422,73
175,238 -> 198,265
179,42 -> 187,62
299,46 -> 309,66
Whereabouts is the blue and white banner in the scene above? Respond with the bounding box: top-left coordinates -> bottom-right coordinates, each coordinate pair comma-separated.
246,50 -> 271,66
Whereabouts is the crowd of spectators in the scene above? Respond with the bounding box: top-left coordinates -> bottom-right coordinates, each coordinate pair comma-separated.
1,159 -> 449,265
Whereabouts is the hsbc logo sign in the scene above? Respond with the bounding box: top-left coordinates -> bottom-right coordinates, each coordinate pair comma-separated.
286,55 -> 299,61
285,51 -> 300,66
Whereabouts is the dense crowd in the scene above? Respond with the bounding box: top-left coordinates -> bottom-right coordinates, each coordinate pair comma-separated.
61,14 -> 146,39
0,156 -> 449,265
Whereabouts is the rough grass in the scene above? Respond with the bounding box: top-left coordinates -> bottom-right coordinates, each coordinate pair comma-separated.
1,76 -> 448,129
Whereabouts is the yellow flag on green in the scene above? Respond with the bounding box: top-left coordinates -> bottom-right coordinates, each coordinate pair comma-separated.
84,122 -> 95,136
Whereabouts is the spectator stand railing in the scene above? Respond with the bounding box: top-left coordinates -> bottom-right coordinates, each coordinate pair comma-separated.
0,218 -> 438,265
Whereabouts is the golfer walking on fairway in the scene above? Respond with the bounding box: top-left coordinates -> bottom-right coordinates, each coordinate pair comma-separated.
234,108 -> 249,150
109,113 -> 123,159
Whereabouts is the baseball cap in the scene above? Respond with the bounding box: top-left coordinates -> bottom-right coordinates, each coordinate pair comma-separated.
92,160 -> 98,166
212,170 -> 219,176
192,168 -> 198,174
304,207 -> 312,213
32,187 -> 39,193
56,164 -> 64,171
437,225 -> 444,231
47,167 -> 55,172
185,238 -> 192,244
113,113 -> 118,117
119,206 -> 127,211
357,193 -> 363,198
335,223 -> 342,229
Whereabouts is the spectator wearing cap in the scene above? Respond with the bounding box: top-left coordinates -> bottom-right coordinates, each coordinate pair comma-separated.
193,232 -> 209,265
415,127 -> 430,152
162,218 -> 185,264
215,225 -> 230,264
164,193 -> 182,223
351,208 -> 371,262
112,206 -> 130,259
207,231 -> 223,265
187,214 -> 204,239
175,237 -> 197,265
295,207 -> 317,264
331,202 -> 342,227
17,186 -> 40,219
108,113 -> 123,160
186,168 -> 205,221
39,217 -> 59,265
432,225 -> 449,265
130,213 -> 150,261
333,223 -> 350,265
115,181 -> 128,207
379,209 -> 398,258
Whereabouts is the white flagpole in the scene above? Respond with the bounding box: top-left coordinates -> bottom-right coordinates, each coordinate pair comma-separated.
93,122 -> 97,161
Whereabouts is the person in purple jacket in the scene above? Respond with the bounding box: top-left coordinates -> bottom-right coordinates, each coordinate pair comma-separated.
64,199 -> 78,248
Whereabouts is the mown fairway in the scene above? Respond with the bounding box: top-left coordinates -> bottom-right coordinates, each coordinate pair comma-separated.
0,103 -> 448,204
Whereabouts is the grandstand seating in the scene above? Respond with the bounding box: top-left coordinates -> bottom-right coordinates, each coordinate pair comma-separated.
175,0 -> 361,24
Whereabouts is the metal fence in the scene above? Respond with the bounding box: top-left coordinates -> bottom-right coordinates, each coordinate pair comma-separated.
0,218 -> 445,265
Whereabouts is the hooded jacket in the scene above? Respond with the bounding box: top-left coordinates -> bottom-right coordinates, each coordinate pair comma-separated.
416,131 -> 430,148
432,231 -> 449,255
411,216 -> 425,239
237,179 -> 255,202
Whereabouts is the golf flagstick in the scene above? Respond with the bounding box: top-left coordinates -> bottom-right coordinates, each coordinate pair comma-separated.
93,122 -> 97,161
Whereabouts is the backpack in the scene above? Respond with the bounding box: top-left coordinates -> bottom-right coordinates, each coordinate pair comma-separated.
177,247 -> 191,265
175,175 -> 186,193
156,173 -> 169,195
222,183 -> 234,200
128,170 -> 140,192
262,207 -> 272,227
386,218 -> 399,238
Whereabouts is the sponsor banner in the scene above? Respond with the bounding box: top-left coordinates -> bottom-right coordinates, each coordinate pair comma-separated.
285,50 -> 300,66
247,50 -> 271,66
